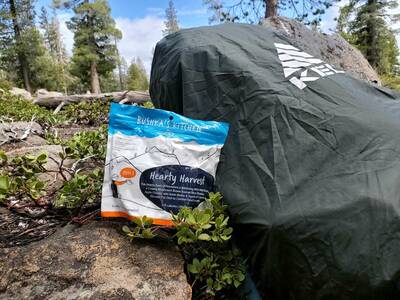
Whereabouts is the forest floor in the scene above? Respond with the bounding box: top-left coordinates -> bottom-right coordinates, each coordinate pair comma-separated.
0,92 -> 113,247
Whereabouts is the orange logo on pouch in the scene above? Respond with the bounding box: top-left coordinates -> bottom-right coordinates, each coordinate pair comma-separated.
120,167 -> 136,179
113,180 -> 126,186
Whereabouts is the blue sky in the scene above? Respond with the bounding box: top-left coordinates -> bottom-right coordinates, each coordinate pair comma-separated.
36,0 -> 399,74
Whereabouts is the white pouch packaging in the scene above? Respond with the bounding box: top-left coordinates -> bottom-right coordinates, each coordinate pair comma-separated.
101,103 -> 229,225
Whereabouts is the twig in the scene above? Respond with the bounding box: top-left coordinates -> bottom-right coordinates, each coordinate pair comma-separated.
70,154 -> 97,174
48,155 -> 68,181
70,209 -> 100,225
16,222 -> 58,237
19,115 -> 36,140
53,101 -> 66,115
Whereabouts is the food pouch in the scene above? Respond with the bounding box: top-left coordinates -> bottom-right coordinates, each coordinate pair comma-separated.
101,103 -> 229,225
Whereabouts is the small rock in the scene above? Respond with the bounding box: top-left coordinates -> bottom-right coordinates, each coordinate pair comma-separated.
10,87 -> 33,101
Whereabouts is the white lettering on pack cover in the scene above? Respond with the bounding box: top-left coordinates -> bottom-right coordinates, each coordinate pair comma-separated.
274,43 -> 344,90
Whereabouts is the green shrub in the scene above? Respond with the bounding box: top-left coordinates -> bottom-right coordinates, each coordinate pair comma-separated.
0,90 -> 62,126
381,75 -> 400,92
122,192 -> 246,298
60,100 -> 110,126
64,125 -> 107,160
122,216 -> 156,239
51,128 -> 106,209
49,125 -> 107,161
54,168 -> 103,209
0,150 -> 48,202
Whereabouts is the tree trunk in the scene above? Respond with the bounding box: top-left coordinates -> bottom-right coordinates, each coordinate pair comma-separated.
33,91 -> 151,107
115,38 -> 124,90
90,60 -> 101,94
86,0 -> 101,94
9,0 -> 31,93
265,0 -> 278,18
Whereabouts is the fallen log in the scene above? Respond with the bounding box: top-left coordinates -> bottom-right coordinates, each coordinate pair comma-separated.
32,90 -> 151,108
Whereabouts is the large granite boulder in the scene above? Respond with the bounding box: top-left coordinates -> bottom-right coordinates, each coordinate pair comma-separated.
0,222 -> 191,300
263,16 -> 380,83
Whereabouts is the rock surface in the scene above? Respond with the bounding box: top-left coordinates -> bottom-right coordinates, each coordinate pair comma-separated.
263,16 -> 380,83
0,222 -> 191,300
9,87 -> 33,101
0,121 -> 46,150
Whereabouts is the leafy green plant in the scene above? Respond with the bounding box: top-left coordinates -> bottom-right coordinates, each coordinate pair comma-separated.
44,127 -> 107,209
65,126 -> 107,160
122,216 -> 156,239
0,150 -> 48,202
381,75 -> 400,92
173,192 -> 245,297
122,192 -> 246,298
0,90 -> 63,126
52,125 -> 107,162
142,101 -> 155,109
60,100 -> 110,126
54,168 -> 103,209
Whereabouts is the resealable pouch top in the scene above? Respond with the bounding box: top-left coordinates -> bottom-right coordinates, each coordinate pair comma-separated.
101,103 -> 229,225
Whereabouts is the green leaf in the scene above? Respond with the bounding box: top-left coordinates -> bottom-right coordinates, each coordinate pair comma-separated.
233,280 -> 241,288
198,213 -> 211,224
206,278 -> 213,287
192,258 -> 201,268
187,263 -> 198,274
141,228 -> 155,239
198,233 -> 211,241
122,225 -> 131,233
36,152 -> 48,162
237,272 -> 245,281
186,213 -> 195,224
24,154 -> 36,161
0,176 -> 9,192
34,181 -> 46,190
0,151 -> 7,164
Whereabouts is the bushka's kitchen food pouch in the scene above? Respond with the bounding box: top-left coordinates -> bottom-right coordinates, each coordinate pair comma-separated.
101,103 -> 229,225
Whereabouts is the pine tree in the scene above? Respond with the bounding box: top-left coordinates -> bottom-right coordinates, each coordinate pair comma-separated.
0,0 -> 36,91
39,7 -> 66,60
127,57 -> 149,91
163,0 -> 179,36
60,0 -> 122,93
0,0 -> 67,92
203,0 -> 337,24
120,56 -> 128,90
337,0 -> 399,75
39,6 -> 70,92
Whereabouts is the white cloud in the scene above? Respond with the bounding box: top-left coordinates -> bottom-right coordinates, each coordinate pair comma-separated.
57,13 -> 74,56
147,6 -> 207,16
319,0 -> 349,34
57,13 -> 164,75
390,7 -> 400,52
178,8 -> 207,16
116,16 -> 165,75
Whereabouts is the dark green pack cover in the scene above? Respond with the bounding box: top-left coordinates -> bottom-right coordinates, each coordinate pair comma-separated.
150,23 -> 400,299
